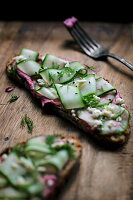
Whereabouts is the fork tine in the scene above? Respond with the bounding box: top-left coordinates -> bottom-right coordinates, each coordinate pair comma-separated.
73,24 -> 95,50
75,22 -> 101,48
72,28 -> 93,51
70,28 -> 92,56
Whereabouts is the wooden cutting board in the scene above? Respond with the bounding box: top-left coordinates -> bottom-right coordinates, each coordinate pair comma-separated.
0,21 -> 133,200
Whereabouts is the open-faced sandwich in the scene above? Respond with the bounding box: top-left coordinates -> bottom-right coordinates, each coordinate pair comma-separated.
0,134 -> 82,199
6,49 -> 130,146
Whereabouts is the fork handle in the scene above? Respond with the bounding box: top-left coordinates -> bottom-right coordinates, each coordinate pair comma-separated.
107,53 -> 133,71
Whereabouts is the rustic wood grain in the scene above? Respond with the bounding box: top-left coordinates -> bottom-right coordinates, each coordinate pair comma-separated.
0,21 -> 133,200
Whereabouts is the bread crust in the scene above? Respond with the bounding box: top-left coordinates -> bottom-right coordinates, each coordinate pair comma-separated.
6,56 -> 131,148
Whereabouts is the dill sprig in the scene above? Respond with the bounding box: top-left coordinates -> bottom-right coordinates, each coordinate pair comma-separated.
45,135 -> 56,146
25,114 -> 34,134
20,118 -> 25,129
84,64 -> 96,72
8,95 -> 19,103
60,143 -> 76,160
21,114 -> 34,134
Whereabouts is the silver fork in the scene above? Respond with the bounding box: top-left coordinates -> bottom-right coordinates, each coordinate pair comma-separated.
65,20 -> 133,71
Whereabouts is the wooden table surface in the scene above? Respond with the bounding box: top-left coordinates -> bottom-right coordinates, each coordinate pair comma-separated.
0,21 -> 133,200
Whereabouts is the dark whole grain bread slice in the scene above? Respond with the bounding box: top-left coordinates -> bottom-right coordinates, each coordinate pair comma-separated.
0,134 -> 82,199
6,55 -> 131,148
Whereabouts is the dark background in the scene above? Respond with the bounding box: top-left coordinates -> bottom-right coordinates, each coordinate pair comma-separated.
0,1 -> 133,23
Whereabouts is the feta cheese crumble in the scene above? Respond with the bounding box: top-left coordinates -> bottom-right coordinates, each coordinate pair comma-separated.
93,95 -> 100,101
91,119 -> 103,127
37,79 -> 45,86
87,103 -> 124,121
87,107 -> 102,118
116,97 -> 124,105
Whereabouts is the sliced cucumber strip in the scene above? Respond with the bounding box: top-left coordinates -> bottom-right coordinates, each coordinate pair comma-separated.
96,77 -> 116,96
69,61 -> 87,75
40,68 -> 76,85
102,104 -> 125,119
0,153 -> 32,187
27,182 -> 44,195
119,109 -> 130,130
37,150 -> 69,170
20,48 -> 39,61
79,74 -> 96,96
36,86 -> 58,100
40,64 -> 87,85
101,120 -> 124,135
25,145 -> 51,154
78,109 -> 102,127
96,92 -> 117,107
17,59 -> 41,76
55,84 -> 85,109
40,68 -> 60,85
42,54 -> 69,69
101,109 -> 129,135
96,97 -> 111,107
27,136 -> 45,145
0,187 -> 27,198
26,138 -> 51,158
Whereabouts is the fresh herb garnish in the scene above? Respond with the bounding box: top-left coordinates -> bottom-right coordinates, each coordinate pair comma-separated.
11,65 -> 17,76
8,95 -> 19,103
52,62 -> 59,69
48,72 -> 54,82
45,135 -> 57,154
84,64 -> 96,72
45,135 -> 75,159
57,67 -> 73,80
34,83 -> 37,91
12,145 -> 25,156
98,86 -> 104,93
83,94 -> 100,107
45,135 -> 55,146
21,114 -> 34,134
25,114 -> 34,134
57,70 -> 63,80
60,144 -> 75,159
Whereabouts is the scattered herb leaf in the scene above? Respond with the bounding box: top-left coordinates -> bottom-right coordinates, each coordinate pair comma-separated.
25,114 -> 34,134
8,95 -> 19,103
20,118 -> 25,129
21,114 -> 34,134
